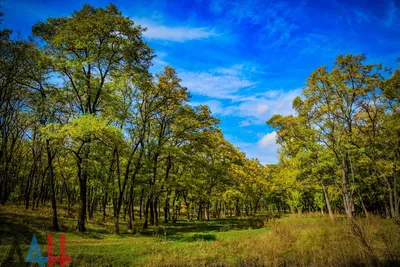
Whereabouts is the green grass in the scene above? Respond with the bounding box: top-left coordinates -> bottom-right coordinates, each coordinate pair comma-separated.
1,205 -> 400,266
0,205 -> 269,266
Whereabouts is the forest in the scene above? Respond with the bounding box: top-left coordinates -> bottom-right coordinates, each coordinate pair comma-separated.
1,4 -> 400,266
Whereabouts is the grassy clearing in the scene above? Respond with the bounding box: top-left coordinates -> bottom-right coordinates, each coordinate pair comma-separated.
1,205 -> 400,266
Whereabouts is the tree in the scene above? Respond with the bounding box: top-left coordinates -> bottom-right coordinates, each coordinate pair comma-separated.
32,4 -> 153,232
268,54 -> 398,219
302,54 -> 385,218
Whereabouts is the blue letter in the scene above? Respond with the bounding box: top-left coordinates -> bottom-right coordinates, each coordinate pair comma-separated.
25,234 -> 48,267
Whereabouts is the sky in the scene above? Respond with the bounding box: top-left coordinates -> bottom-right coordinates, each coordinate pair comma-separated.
2,0 -> 400,164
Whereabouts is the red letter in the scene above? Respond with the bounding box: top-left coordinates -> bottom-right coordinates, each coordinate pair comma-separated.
47,234 -> 72,267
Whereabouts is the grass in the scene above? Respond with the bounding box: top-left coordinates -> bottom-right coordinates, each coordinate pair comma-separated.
1,205 -> 400,266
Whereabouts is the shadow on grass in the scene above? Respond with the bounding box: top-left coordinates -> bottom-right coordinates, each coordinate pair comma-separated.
135,217 -> 268,242
160,217 -> 266,235
1,207 -> 269,243
0,212 -> 107,241
0,217 -> 41,244
185,233 -> 216,242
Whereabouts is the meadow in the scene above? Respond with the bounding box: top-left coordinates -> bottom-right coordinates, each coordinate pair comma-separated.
1,205 -> 400,266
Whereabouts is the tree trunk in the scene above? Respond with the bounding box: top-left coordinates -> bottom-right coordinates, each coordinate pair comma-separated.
77,157 -> 87,232
342,167 -> 355,218
128,186 -> 134,230
139,189 -> 144,220
143,196 -> 151,229
102,193 -> 107,221
46,140 -> 59,231
164,192 -> 170,223
150,197 -> 155,226
154,196 -> 159,226
78,176 -> 87,232
114,216 -> 119,234
197,202 -> 202,220
322,183 -> 334,222
183,194 -> 190,220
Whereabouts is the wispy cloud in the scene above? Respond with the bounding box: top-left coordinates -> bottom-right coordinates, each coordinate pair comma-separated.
224,89 -> 302,126
190,100 -> 223,115
182,63 -> 301,126
225,0 -> 304,48
258,131 -> 278,148
180,67 -> 256,99
233,134 -> 280,165
385,0 -> 398,27
149,51 -> 169,73
134,19 -> 219,42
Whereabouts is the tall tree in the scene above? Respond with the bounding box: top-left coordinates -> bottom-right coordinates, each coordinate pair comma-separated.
32,4 -> 153,231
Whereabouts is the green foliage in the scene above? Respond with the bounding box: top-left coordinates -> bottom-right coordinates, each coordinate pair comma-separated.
268,54 -> 400,219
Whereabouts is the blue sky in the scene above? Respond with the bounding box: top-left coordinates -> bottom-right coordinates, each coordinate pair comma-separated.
3,0 -> 400,164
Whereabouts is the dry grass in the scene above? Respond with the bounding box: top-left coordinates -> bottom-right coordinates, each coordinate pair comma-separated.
144,214 -> 400,266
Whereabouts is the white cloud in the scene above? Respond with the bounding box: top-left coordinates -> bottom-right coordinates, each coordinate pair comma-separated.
258,131 -> 278,148
135,19 -> 218,42
234,136 -> 280,165
180,70 -> 256,99
191,100 -> 223,115
224,88 -> 301,126
256,104 -> 269,115
214,64 -> 244,75
181,64 -> 301,127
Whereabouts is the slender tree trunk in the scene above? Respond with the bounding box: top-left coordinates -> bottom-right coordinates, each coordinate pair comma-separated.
154,196 -> 159,226
103,193 -> 107,221
357,190 -> 369,218
342,166 -> 355,218
66,188 -> 72,213
150,197 -> 155,226
235,200 -> 241,217
164,191 -> 170,223
171,194 -> 177,223
128,186 -> 134,230
114,146 -> 141,234
25,162 -> 36,210
77,157 -> 87,232
46,140 -> 59,231
78,176 -> 87,232
183,194 -> 190,220
322,183 -> 334,222
139,189 -> 144,220
206,201 -> 210,221
197,202 -> 202,220
143,196 -> 151,229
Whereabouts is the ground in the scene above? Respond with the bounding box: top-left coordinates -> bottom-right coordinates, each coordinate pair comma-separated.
1,205 -> 400,266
